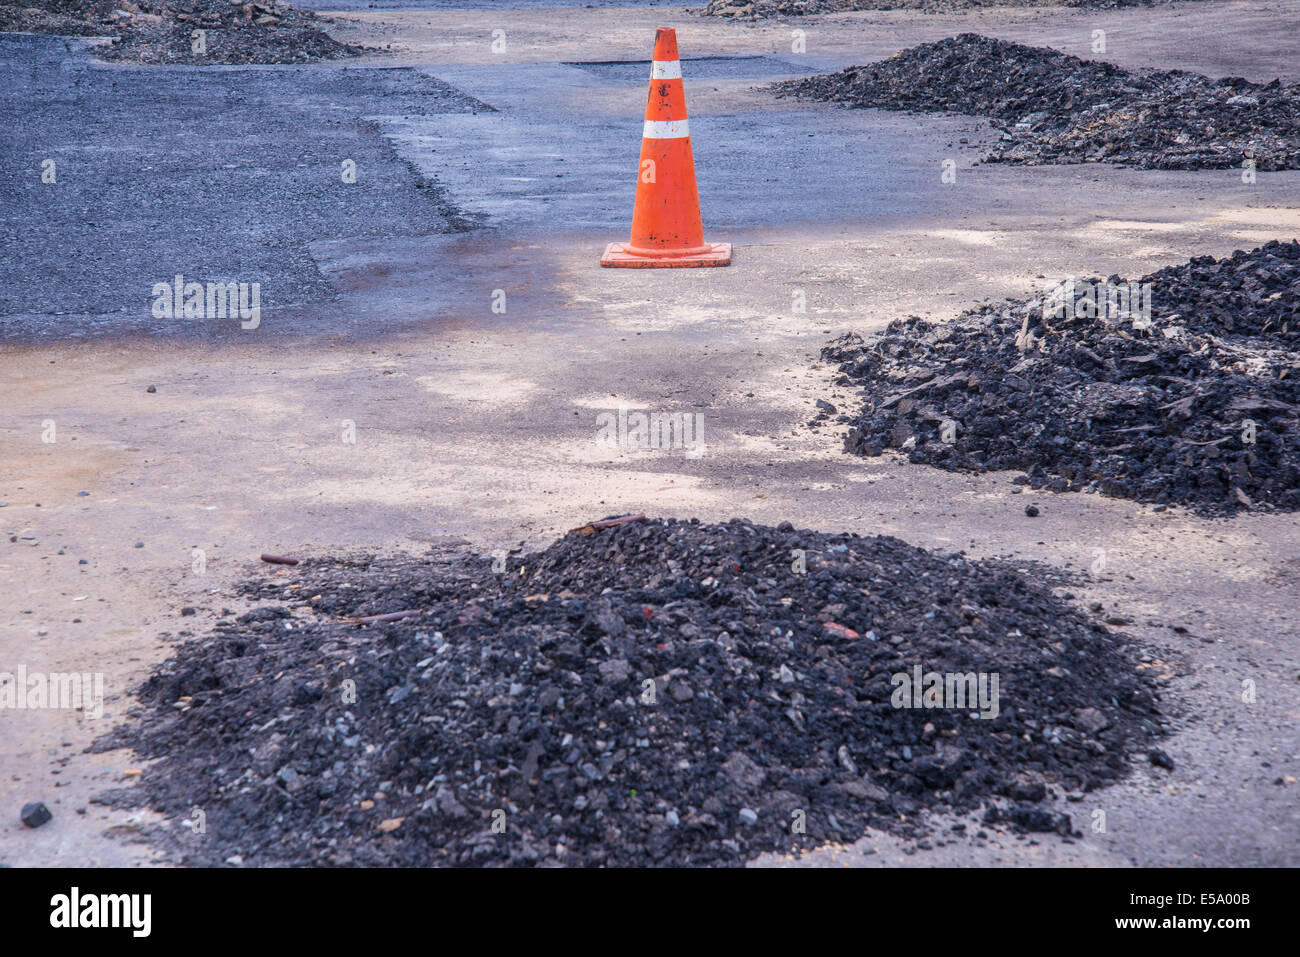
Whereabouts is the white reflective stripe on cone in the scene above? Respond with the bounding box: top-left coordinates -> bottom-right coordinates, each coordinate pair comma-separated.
650,60 -> 683,80
642,119 -> 690,139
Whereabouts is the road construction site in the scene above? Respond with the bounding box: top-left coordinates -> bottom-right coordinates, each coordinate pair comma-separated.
1,0 -> 1297,868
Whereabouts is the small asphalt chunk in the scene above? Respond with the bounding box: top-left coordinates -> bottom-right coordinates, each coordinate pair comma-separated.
1024,505 -> 1040,517
1149,749 -> 1176,771
1073,706 -> 1111,735
20,802 -> 52,828
597,658 -> 630,683
1010,780 -> 1048,803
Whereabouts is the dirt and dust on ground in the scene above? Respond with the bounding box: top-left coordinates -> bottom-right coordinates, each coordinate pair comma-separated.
0,0 -> 361,62
93,516 -> 1164,866
773,33 -> 1300,170
820,241 -> 1300,515
2,0 -> 1298,873
699,0 -> 1189,20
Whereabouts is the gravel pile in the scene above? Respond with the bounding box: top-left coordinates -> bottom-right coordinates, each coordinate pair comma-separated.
701,0 -> 1188,18
771,34 -> 1300,170
96,518 -> 1163,866
822,241 -> 1300,514
0,0 -> 106,34
0,0 -> 361,64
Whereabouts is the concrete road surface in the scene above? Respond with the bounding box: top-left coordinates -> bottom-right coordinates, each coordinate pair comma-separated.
1,0 -> 1297,867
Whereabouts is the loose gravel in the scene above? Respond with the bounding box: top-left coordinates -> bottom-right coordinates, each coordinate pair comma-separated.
96,518 -> 1163,866
0,0 -> 361,64
772,34 -> 1300,170
821,241 -> 1300,514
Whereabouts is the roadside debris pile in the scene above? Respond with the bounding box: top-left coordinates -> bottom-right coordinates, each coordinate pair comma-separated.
0,0 -> 104,34
0,0 -> 360,63
97,517 -> 1162,866
772,34 -> 1300,170
702,0 -> 1186,17
823,241 -> 1300,514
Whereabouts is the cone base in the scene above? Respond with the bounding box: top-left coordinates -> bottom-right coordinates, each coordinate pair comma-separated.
600,242 -> 732,268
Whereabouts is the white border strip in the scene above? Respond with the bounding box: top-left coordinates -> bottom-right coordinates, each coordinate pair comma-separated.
650,60 -> 682,80
643,118 -> 690,139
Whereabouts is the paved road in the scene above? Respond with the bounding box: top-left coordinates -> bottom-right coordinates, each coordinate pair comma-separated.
0,34 -> 486,341
1,1 -> 1297,868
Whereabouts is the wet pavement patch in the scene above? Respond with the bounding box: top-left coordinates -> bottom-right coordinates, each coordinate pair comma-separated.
96,517 -> 1162,866
821,241 -> 1300,515
0,33 -> 489,341
772,33 -> 1300,170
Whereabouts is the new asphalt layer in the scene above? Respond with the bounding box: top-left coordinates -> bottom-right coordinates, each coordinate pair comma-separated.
1,33 -> 486,341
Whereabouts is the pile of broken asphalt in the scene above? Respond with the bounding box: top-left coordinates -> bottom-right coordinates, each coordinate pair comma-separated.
821,241 -> 1300,514
96,517 -> 1164,866
772,33 -> 1300,170
701,0 -> 1175,18
0,0 -> 360,64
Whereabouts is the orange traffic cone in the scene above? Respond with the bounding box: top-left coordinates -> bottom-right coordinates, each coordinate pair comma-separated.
601,28 -> 732,268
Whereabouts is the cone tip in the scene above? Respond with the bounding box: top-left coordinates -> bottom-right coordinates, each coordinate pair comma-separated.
652,27 -> 679,61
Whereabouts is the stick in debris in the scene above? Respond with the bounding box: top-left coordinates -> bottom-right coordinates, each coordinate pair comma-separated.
261,554 -> 300,566
351,609 -> 423,625
571,513 -> 647,535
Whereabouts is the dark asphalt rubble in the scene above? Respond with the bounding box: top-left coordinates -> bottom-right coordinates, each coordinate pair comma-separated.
0,0 -> 105,34
771,33 -> 1300,170
96,518 -> 1162,866
0,0 -> 360,63
701,0 -> 1190,18
821,241 -> 1300,514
